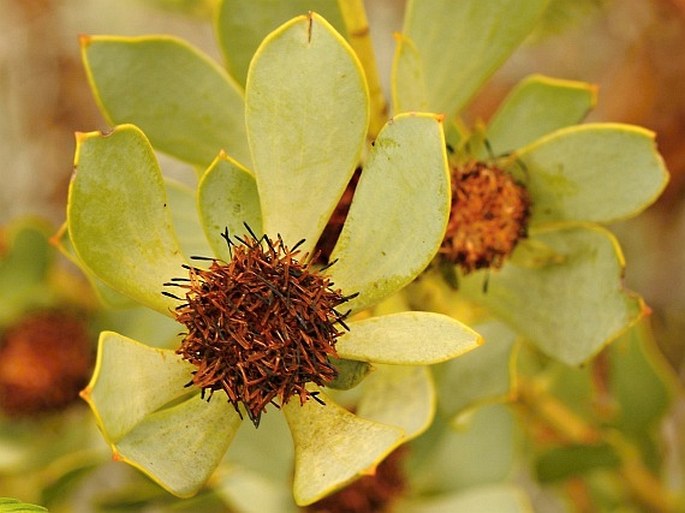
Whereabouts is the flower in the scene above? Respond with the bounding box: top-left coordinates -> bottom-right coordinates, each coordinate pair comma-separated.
166,229 -> 354,427
66,13 -> 481,505
0,221 -> 95,416
432,76 -> 668,366
0,220 -> 103,504
391,0 -> 669,366
439,160 -> 531,273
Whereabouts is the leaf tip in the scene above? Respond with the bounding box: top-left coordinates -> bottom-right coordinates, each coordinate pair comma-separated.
360,463 -> 379,477
48,223 -> 66,249
79,386 -> 91,401
79,34 -> 92,48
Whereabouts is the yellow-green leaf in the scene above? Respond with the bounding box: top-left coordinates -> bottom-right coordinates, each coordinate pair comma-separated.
357,365 -> 435,440
397,484 -> 533,513
435,320 -> 517,419
390,34 -> 428,113
82,332 -> 193,442
165,178 -> 213,258
329,113 -> 449,312
67,125 -> 186,315
197,152 -> 263,261
393,0 -> 547,116
82,332 -> 242,498
459,224 -> 646,366
216,0 -> 345,86
245,13 -> 368,252
512,123 -> 669,224
115,393 -> 241,498
283,389 -> 404,505
82,35 -> 249,167
485,74 -> 596,156
336,312 -> 482,365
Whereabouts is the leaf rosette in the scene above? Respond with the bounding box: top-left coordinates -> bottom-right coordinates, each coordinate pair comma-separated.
67,13 -> 481,505
391,0 -> 669,366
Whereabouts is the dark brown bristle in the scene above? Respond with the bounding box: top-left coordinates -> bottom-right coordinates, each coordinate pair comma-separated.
167,230 -> 353,427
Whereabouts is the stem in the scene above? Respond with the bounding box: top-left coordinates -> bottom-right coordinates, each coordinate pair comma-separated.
517,378 -> 600,445
337,0 -> 388,139
517,378 -> 678,513
610,432 -> 678,513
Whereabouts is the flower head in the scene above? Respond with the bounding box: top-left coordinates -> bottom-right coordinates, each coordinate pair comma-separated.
0,222 -> 96,417
440,160 -> 530,273
67,13 -> 481,505
0,310 -> 91,416
167,229 -> 354,426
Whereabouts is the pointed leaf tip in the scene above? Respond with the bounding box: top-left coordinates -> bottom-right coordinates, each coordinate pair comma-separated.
68,124 -> 186,314
245,11 -> 368,251
284,391 -> 404,505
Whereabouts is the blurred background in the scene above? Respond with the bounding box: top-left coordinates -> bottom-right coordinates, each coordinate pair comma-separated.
1,0 -> 684,510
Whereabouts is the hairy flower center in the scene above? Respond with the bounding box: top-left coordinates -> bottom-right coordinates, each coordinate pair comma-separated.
440,161 -> 530,273
165,230 -> 354,427
0,310 -> 92,416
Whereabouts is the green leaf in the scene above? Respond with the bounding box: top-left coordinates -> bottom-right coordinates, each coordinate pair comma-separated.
82,332 -> 242,497
52,223 -> 138,309
435,320 -> 517,419
409,405 -> 520,495
328,113 -> 449,312
115,394 -> 241,498
511,123 -> 669,224
197,152 -> 263,261
485,74 -> 597,156
216,414 -> 295,511
0,498 -> 48,512
336,311 -> 482,365
396,485 -> 533,513
393,0 -> 547,116
357,365 -> 435,440
215,0 -> 346,86
165,178 -> 213,258
67,124 -> 186,315
283,389 -> 404,505
608,320 -> 677,437
245,12 -> 368,252
0,223 -> 51,292
216,468 -> 297,513
0,223 -> 54,327
81,35 -> 249,167
98,305 -> 182,350
535,444 -> 621,483
459,224 -> 646,366
224,406 -> 294,482
82,332 -> 194,442
390,34 -> 428,112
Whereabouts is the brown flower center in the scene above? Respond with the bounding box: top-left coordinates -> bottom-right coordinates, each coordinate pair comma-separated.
0,310 -> 92,416
165,230 -> 354,427
306,447 -> 408,513
440,161 -> 530,273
